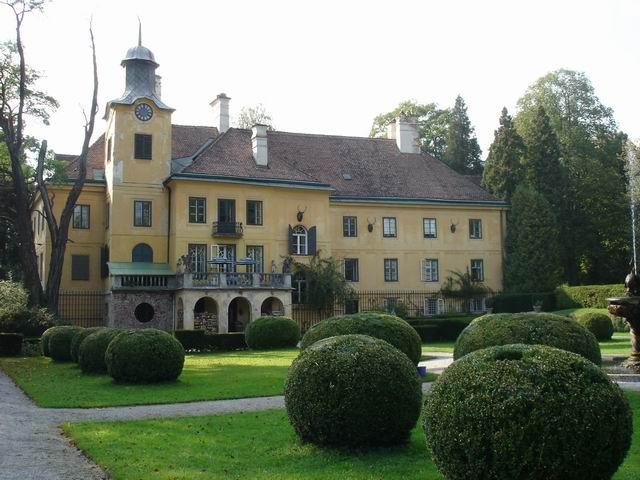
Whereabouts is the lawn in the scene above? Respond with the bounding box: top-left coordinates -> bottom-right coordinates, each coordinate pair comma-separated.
0,349 -> 299,408
553,307 -> 610,317
422,341 -> 456,353
63,392 -> 640,480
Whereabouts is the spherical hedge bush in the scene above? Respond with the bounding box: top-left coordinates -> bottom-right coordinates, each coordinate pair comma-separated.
70,327 -> 104,363
245,316 -> 300,349
285,334 -> 422,448
575,312 -> 614,341
105,329 -> 185,383
300,312 -> 422,364
424,344 -> 632,480
454,312 -> 602,365
78,328 -> 123,374
41,326 -> 58,357
48,325 -> 83,361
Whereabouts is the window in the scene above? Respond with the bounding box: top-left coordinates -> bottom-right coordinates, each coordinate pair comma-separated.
344,258 -> 359,282
218,199 -> 236,223
188,244 -> 207,274
424,298 -> 438,316
134,133 -> 152,160
134,303 -> 154,323
292,225 -> 308,255
470,297 -> 485,313
422,259 -> 439,282
134,201 -> 152,227
188,197 -> 206,224
132,243 -> 153,263
384,258 -> 398,282
343,216 -> 357,237
246,245 -> 264,273
215,244 -> 236,273
471,259 -> 484,281
292,273 -> 306,304
469,219 -> 483,239
423,218 -> 437,238
73,205 -> 90,229
383,217 -> 397,237
107,137 -> 112,162
71,255 -> 90,281
246,200 -> 263,225
105,202 -> 110,229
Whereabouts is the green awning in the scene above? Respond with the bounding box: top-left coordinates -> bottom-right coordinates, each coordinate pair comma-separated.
107,262 -> 174,276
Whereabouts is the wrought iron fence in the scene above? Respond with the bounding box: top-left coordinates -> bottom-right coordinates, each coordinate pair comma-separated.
58,291 -> 108,327
291,290 -> 490,333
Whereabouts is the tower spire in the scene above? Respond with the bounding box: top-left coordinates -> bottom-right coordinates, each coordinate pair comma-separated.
138,17 -> 142,46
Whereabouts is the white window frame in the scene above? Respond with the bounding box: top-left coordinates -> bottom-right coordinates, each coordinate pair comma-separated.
382,217 -> 397,237
469,219 -> 483,239
343,258 -> 359,282
384,258 -> 398,282
424,297 -> 439,316
343,216 -> 357,237
423,218 -> 437,238
470,259 -> 484,281
422,259 -> 439,282
293,225 -> 308,255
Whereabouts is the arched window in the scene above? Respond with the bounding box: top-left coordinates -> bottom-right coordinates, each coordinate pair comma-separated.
292,225 -> 308,255
132,243 -> 153,262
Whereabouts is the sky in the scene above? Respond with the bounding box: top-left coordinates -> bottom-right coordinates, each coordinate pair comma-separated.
1,0 -> 638,157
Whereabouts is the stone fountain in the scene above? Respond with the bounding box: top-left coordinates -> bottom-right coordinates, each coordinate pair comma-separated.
608,269 -> 640,372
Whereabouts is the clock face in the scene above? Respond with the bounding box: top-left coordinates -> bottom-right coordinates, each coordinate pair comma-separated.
135,103 -> 153,121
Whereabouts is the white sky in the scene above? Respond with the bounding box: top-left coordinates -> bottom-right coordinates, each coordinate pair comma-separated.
1,0 -> 638,156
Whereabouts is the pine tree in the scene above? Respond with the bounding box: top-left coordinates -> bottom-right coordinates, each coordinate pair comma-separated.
504,186 -> 563,292
481,107 -> 526,201
522,106 -> 564,212
443,95 -> 483,174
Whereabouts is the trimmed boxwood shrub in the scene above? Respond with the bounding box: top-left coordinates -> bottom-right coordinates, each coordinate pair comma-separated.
300,312 -> 422,364
574,312 -> 614,341
245,316 -> 300,349
78,328 -> 123,374
41,326 -> 58,357
285,334 -> 421,447
454,313 -> 602,365
174,330 -> 247,351
106,329 -> 185,383
70,327 -> 104,363
48,326 -> 83,362
424,344 -> 632,480
0,333 -> 23,356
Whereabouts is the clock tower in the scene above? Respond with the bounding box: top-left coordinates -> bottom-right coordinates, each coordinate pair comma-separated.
103,29 -> 174,264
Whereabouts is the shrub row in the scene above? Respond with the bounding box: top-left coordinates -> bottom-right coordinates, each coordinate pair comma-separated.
406,316 -> 475,341
556,284 -> 625,309
488,292 -> 557,313
174,330 -> 247,351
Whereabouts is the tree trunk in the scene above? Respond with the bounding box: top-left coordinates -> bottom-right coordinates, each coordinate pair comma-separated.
13,193 -> 42,305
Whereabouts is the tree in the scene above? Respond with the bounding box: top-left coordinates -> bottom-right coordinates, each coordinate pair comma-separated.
481,107 -> 526,201
440,269 -> 491,312
0,0 -> 98,310
292,253 -> 354,312
0,144 -> 21,279
515,69 -> 629,284
370,100 -> 450,159
503,186 -> 563,292
236,104 -> 274,130
443,95 -> 483,174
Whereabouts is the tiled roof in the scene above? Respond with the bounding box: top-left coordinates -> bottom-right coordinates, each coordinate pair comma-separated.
62,135 -> 105,180
181,128 -> 501,203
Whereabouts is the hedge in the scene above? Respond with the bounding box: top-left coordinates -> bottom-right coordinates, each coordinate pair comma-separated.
173,330 -> 247,351
0,307 -> 56,337
407,316 -> 475,341
48,326 -> 83,362
285,334 -> 421,447
454,313 -> 602,365
245,316 -> 300,349
488,292 -> 556,313
424,344 -> 632,480
0,333 -> 23,356
575,312 -> 614,341
70,327 -> 104,363
78,328 -> 123,374
556,284 -> 625,309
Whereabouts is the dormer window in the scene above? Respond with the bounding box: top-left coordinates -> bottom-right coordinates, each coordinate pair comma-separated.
134,134 -> 152,160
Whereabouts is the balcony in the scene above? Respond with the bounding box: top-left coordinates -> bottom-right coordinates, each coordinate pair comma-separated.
212,221 -> 243,238
179,272 -> 291,290
112,274 -> 177,290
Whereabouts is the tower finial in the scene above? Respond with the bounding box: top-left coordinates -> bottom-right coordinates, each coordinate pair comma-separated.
137,17 -> 142,46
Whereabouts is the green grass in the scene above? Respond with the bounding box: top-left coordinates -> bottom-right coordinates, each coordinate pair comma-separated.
601,337 -> 634,356
553,307 -> 610,317
63,392 -> 640,480
421,341 -> 455,353
0,349 -> 299,408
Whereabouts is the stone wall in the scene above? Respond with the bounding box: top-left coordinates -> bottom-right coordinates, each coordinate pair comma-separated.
108,291 -> 174,331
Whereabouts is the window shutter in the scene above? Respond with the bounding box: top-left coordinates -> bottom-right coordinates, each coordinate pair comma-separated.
288,225 -> 295,255
100,246 -> 109,279
308,226 -> 317,255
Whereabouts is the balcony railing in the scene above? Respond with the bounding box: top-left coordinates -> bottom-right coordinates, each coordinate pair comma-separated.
212,221 -> 243,238
112,274 -> 177,290
180,272 -> 291,289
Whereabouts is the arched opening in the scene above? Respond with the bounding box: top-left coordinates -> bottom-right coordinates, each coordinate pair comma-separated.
134,302 -> 154,323
194,297 -> 218,333
132,243 -> 153,262
228,297 -> 251,332
261,297 -> 284,316
176,298 -> 184,330
292,225 -> 308,255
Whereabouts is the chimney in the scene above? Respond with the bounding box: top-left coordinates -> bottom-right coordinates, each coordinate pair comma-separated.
154,75 -> 162,99
252,124 -> 268,166
210,93 -> 230,133
390,116 -> 420,154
